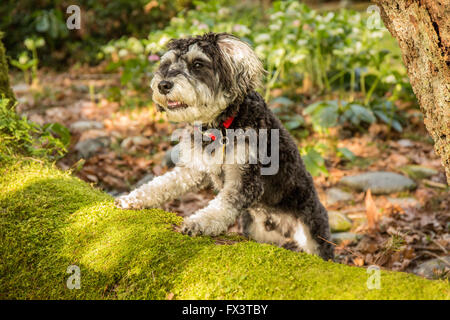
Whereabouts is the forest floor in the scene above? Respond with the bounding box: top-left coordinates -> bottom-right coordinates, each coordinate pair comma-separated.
11,67 -> 449,280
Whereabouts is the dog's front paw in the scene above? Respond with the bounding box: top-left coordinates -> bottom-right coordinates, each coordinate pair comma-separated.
114,195 -> 144,210
181,215 -> 227,237
181,218 -> 204,236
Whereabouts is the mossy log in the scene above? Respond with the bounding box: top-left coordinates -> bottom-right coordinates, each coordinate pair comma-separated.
0,157 -> 448,299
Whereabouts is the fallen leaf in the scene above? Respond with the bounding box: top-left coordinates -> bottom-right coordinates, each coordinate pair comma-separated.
353,257 -> 364,266
365,189 -> 379,231
166,292 -> 174,300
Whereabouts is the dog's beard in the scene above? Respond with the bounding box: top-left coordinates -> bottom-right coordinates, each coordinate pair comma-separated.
151,74 -> 228,124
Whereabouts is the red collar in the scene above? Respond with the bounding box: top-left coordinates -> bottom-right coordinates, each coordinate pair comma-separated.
222,115 -> 235,129
197,115 -> 235,141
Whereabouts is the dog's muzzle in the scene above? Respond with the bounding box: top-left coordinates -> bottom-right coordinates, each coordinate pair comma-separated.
158,80 -> 174,95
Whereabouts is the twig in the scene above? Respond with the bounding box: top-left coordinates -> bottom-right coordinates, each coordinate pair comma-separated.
412,245 -> 448,253
416,230 -> 448,254
318,235 -> 365,259
420,251 -> 450,267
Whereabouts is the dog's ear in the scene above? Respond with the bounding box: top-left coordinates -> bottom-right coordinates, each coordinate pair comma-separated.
217,34 -> 265,101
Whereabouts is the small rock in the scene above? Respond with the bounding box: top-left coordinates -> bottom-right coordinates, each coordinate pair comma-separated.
331,232 -> 361,244
387,197 -> 421,209
17,96 -> 30,105
162,144 -> 180,168
413,257 -> 450,279
70,120 -> 104,133
135,173 -> 155,188
131,136 -> 152,146
401,165 -> 438,180
75,136 -> 110,159
85,174 -> 98,183
28,113 -> 45,126
107,190 -> 125,197
72,84 -> 89,93
339,171 -> 416,195
328,211 -> 353,232
79,129 -> 109,142
326,188 -> 352,205
121,136 -> 152,150
397,139 -> 414,148
12,83 -> 30,94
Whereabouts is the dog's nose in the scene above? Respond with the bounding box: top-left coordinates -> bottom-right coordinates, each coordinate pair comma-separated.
158,80 -> 174,95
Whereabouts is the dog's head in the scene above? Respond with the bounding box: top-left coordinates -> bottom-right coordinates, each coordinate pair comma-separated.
150,33 -> 264,124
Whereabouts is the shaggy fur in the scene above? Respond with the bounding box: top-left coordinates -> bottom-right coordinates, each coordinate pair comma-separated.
115,33 -> 334,261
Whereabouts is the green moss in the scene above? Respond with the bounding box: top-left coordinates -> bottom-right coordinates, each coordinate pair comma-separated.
0,33 -> 15,102
0,158 -> 449,299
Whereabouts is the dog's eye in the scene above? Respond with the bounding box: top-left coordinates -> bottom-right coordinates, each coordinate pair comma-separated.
193,61 -> 203,69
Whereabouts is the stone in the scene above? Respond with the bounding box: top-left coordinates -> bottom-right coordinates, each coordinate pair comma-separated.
397,139 -> 414,148
326,188 -> 352,205
12,83 -> 29,94
413,257 -> 450,279
331,232 -> 361,244
135,173 -> 155,188
162,144 -> 180,168
121,136 -> 151,150
339,171 -> 416,195
70,120 -> 104,133
75,136 -> 110,159
401,165 -> 438,180
72,84 -> 89,93
328,211 -> 353,232
107,190 -> 125,197
387,197 -> 421,209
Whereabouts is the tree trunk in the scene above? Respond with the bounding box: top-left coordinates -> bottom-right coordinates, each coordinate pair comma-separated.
0,32 -> 15,102
373,0 -> 450,183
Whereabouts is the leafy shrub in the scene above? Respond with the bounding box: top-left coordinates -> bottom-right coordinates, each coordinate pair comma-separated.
0,96 -> 69,159
304,99 -> 404,133
10,37 -> 45,85
99,0 -> 261,90
300,146 -> 328,177
1,0 -> 192,65
100,0 -> 412,107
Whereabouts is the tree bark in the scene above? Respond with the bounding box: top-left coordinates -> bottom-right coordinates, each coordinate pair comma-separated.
373,0 -> 450,183
0,32 -> 15,102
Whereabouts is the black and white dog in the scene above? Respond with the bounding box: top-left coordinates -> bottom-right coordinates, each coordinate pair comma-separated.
115,33 -> 334,260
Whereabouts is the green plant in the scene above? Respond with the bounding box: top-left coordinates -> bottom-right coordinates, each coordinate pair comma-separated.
1,0 -> 192,65
10,37 -> 45,85
98,0 -> 412,111
303,99 -> 405,133
0,96 -> 69,159
336,147 -> 356,162
10,52 -> 35,85
371,99 -> 404,132
304,100 -> 375,132
300,145 -> 328,177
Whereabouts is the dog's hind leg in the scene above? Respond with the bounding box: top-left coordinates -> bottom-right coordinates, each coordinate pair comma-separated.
241,206 -> 322,256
